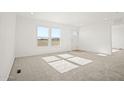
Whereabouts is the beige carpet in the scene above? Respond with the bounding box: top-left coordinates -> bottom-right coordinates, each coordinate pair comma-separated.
8,50 -> 124,81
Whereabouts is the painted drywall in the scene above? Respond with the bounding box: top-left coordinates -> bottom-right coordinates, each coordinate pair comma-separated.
15,15 -> 76,57
112,24 -> 124,49
0,13 -> 16,80
79,23 -> 112,55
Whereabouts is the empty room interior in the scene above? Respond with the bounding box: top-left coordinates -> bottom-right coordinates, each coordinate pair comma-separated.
1,12 -> 124,81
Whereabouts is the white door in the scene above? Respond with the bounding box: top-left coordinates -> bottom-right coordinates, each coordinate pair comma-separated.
71,31 -> 79,50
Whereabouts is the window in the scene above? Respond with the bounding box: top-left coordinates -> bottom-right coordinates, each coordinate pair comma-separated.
51,28 -> 61,46
37,26 -> 61,47
37,26 -> 49,46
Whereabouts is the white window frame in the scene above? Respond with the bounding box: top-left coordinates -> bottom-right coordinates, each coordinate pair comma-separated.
51,27 -> 61,47
36,25 -> 61,47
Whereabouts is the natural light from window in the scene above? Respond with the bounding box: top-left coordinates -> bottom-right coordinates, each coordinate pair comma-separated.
37,26 -> 61,47
37,26 -> 49,46
51,28 -> 61,46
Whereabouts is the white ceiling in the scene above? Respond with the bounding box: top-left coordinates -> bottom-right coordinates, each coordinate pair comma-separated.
17,12 -> 124,27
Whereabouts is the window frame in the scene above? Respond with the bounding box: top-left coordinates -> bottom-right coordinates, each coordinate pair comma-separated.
36,25 -> 61,47
51,27 -> 61,47
36,25 -> 50,47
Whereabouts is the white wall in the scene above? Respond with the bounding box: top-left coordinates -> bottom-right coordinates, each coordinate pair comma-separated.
79,23 -> 112,55
0,13 -> 16,80
15,16 -> 75,57
112,24 -> 124,49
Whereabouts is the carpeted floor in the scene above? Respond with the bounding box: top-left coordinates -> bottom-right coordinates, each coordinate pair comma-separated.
8,50 -> 124,81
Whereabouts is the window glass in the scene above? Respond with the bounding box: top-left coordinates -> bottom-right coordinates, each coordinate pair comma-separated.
51,28 -> 61,46
37,26 -> 49,46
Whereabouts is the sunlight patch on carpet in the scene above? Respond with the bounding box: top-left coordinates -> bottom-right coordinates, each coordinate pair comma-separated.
48,60 -> 78,73
42,56 -> 61,62
112,49 -> 120,52
97,53 -> 107,56
67,57 -> 93,66
57,54 -> 74,59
